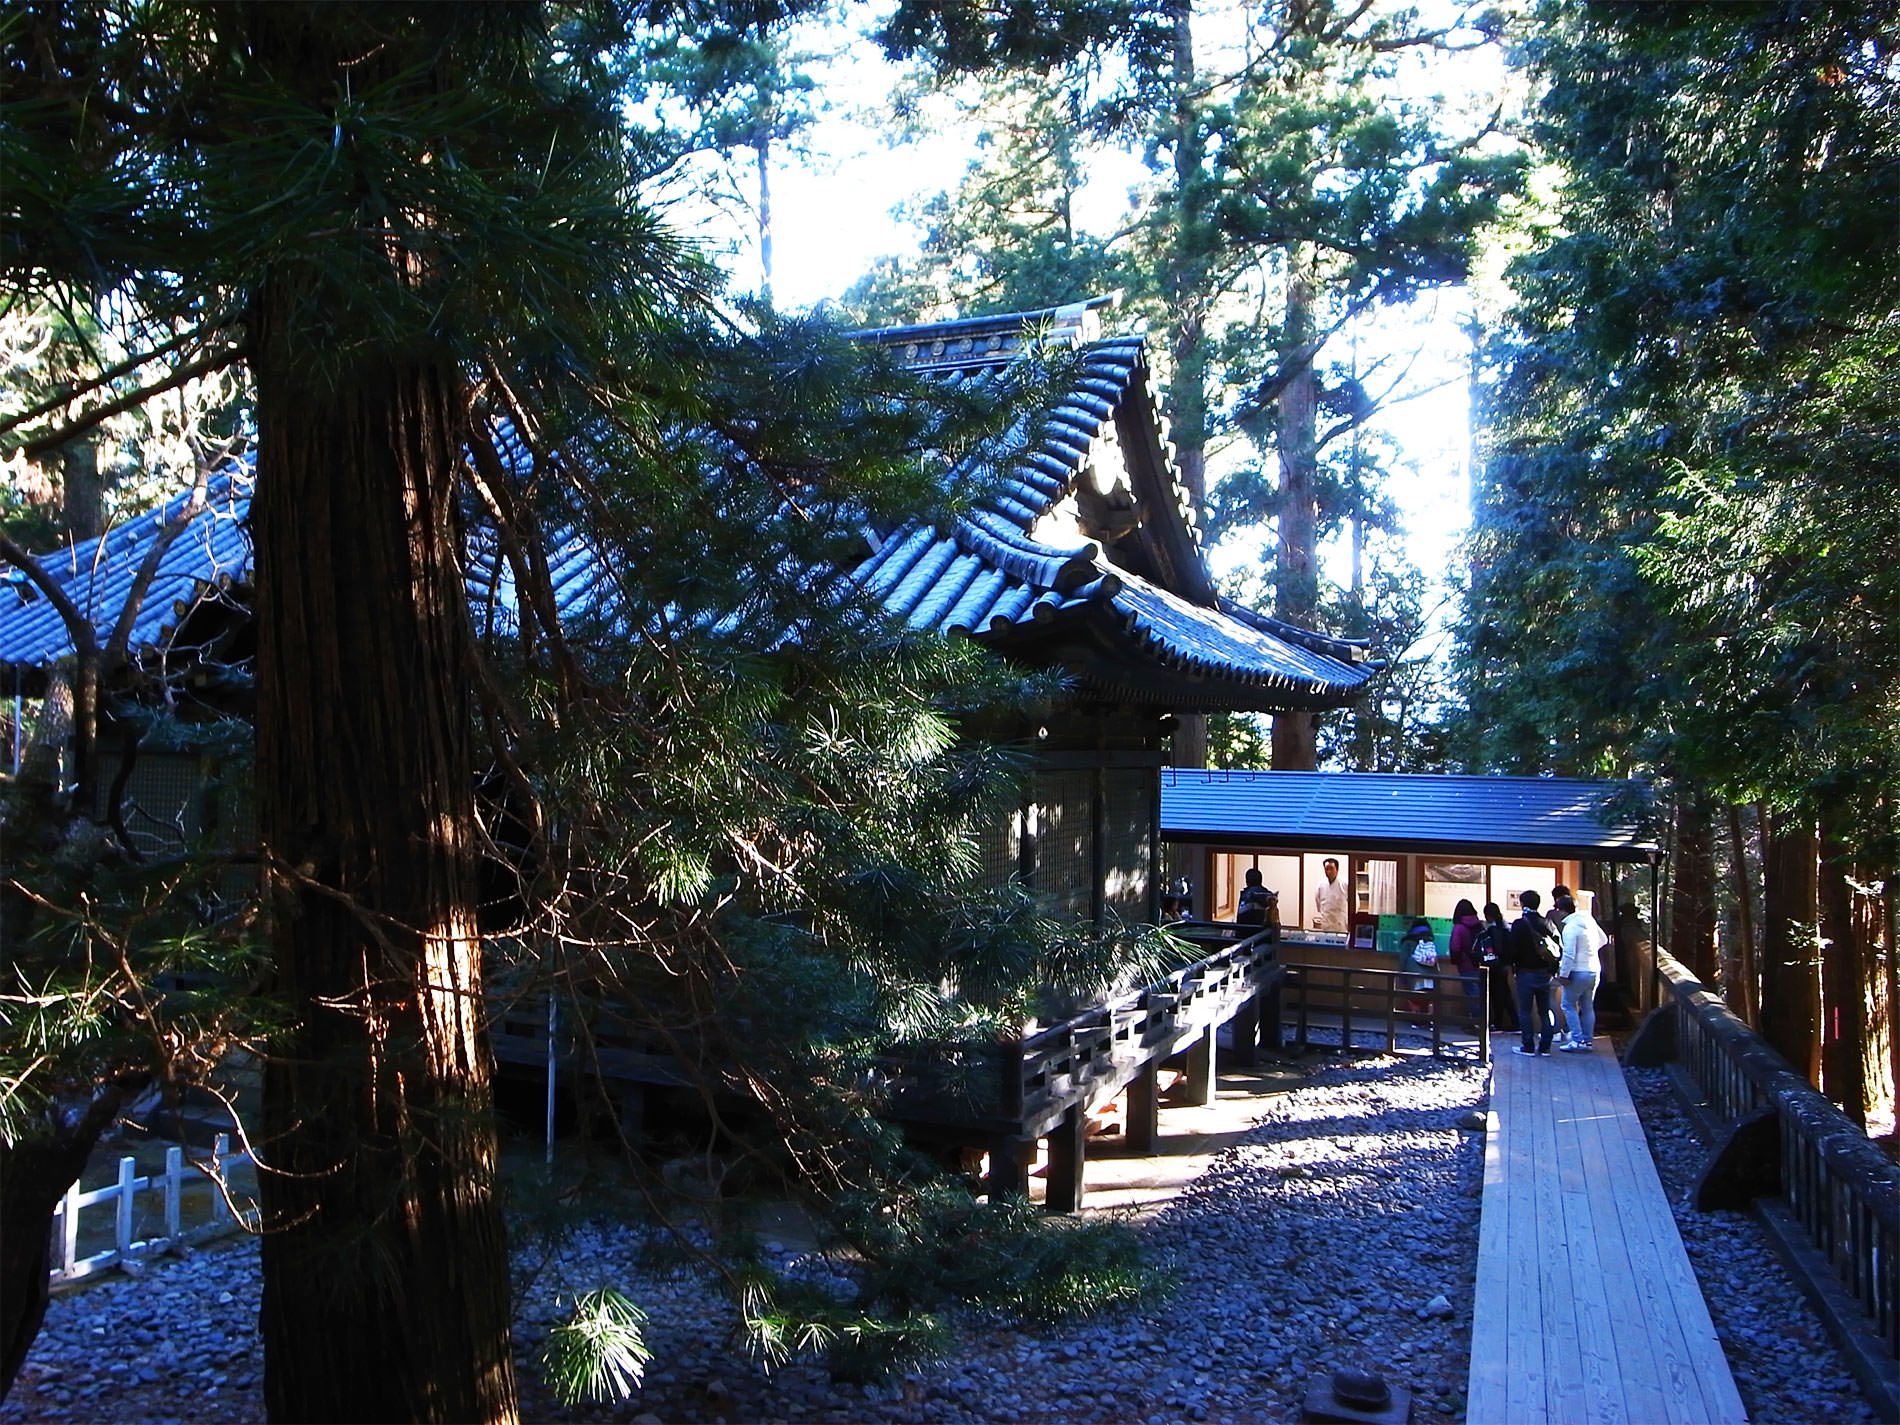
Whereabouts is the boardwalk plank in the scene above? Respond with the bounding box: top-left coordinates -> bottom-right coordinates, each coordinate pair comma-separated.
1467,1040 -> 1746,1425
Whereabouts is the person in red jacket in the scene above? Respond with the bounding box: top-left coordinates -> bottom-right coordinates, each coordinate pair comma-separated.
1447,898 -> 1485,1027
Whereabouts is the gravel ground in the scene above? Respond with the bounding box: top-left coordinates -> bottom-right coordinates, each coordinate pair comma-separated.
1623,1067 -> 1882,1425
2,1049 -> 1884,1425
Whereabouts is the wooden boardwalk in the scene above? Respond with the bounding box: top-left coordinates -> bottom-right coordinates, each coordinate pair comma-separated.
1468,1040 -> 1749,1425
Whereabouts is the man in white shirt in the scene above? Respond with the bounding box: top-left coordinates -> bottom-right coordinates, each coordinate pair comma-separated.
1313,857 -> 1349,933
1555,892 -> 1609,1051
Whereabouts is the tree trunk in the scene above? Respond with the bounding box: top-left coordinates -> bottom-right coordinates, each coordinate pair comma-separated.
1669,787 -> 1718,983
0,1087 -> 134,1398
61,438 -> 107,543
1816,799 -> 1865,1124
1163,0 -> 1210,521
1759,807 -> 1821,1084
249,286 -> 516,1423
1272,246 -> 1320,772
1725,801 -> 1758,1025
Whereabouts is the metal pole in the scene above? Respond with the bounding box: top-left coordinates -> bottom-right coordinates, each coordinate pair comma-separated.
545,989 -> 557,1167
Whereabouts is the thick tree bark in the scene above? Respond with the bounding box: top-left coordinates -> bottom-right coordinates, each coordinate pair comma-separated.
1759,808 -> 1820,1084
1817,798 -> 1865,1124
250,290 -> 516,1423
1669,788 -> 1718,983
0,1086 -> 134,1397
1271,247 -> 1320,772
1725,801 -> 1758,1025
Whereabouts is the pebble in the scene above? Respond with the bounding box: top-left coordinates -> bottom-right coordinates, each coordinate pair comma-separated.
0,1052 -> 1881,1424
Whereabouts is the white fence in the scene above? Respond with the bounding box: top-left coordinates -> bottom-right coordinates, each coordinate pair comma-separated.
50,1134 -> 255,1283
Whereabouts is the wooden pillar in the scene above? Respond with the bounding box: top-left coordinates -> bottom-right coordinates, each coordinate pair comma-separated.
1182,1024 -> 1215,1106
1044,1106 -> 1088,1214
985,1136 -> 1033,1202
1126,1062 -> 1159,1156
1229,998 -> 1259,1068
1262,977 -> 1285,1051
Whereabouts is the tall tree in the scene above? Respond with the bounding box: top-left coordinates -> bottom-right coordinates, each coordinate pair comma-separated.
2,4 -> 713,1416
1454,0 -> 1898,1120
868,0 -> 1519,769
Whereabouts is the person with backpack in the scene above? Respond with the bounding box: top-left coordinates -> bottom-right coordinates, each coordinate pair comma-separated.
1447,898 -> 1485,1026
1476,902 -> 1517,1031
1234,868 -> 1279,940
1506,889 -> 1563,1056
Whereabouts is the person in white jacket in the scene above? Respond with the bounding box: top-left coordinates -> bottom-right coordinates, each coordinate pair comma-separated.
1555,893 -> 1610,1051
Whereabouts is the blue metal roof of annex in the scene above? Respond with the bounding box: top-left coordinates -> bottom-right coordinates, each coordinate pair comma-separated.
1161,768 -> 1660,863
1155,775 -> 1664,866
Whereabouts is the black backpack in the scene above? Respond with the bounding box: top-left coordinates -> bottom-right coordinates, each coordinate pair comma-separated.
1520,914 -> 1561,972
1473,923 -> 1503,966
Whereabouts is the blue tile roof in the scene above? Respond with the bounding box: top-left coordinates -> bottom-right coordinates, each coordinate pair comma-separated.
0,303 -> 1376,711
846,306 -> 1374,708
1160,769 -> 1659,861
0,472 -> 252,672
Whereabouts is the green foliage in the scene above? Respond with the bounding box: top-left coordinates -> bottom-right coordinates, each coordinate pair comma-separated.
841,1181 -> 1161,1323
728,1180 -> 1160,1382
539,1287 -> 653,1406
1452,0 -> 1900,837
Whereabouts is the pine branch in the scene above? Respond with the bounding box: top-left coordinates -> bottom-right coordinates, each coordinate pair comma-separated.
0,323 -> 227,438
13,349 -> 242,461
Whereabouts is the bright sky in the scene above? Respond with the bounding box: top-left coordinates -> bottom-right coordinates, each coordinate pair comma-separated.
654,3 -> 1512,667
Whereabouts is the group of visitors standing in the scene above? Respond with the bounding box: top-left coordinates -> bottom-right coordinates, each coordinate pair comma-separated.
1497,887 -> 1610,1056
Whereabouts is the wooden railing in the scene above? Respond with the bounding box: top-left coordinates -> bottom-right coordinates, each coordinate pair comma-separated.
1275,963 -> 1490,1062
1643,949 -> 1899,1375
877,923 -> 1281,1140
48,1134 -> 254,1283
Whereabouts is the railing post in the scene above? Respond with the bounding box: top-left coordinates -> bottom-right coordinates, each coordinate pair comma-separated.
1230,997 -> 1259,1068
114,1154 -> 137,1263
985,1136 -> 1033,1202
1044,1105 -> 1088,1214
996,1041 -> 1025,1121
164,1145 -> 183,1246
1181,1023 -> 1214,1107
1126,1061 -> 1159,1155
58,1180 -> 80,1278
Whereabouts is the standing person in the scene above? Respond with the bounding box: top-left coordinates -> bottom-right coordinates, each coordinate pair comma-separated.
1400,918 -> 1439,1019
1313,857 -> 1349,932
1447,898 -> 1485,1026
1479,902 -> 1517,1031
1556,892 -> 1609,1051
1236,868 -> 1272,927
1507,889 -> 1562,1056
1546,884 -> 1573,1036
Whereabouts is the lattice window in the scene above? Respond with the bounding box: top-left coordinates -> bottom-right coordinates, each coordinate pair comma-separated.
1102,768 -> 1152,920
1034,770 -> 1093,920
973,806 -> 1020,891
94,751 -> 202,858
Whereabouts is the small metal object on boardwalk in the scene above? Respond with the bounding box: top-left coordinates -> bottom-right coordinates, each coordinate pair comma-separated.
1302,1367 -> 1410,1425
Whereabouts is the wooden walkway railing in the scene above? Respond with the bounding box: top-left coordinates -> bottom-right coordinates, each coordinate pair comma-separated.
1468,1041 -> 1746,1425
1273,962 -> 1490,1062
490,923 -> 1283,1213
1629,949 -> 1900,1418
